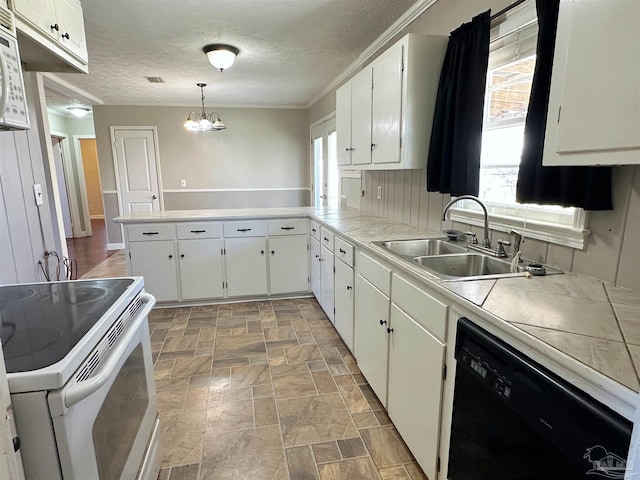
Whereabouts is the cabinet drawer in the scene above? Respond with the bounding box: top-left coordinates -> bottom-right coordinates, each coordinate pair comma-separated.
320,227 -> 334,252
335,237 -> 354,267
310,221 -> 321,240
357,251 -> 391,296
127,224 -> 176,242
223,220 -> 266,237
268,218 -> 308,236
392,274 -> 447,341
177,222 -> 222,239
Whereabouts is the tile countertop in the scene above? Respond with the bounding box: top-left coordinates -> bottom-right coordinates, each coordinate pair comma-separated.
115,207 -> 640,415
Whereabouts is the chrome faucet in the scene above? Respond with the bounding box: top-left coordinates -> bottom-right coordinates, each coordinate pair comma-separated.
441,195 -> 491,248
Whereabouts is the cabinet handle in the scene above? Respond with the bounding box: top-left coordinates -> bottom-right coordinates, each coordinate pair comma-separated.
339,248 -> 346,254
312,228 -> 316,233
280,226 -> 295,231
190,230 -> 206,233
371,143 -> 376,151
152,194 -> 158,200
323,237 -> 329,242
180,254 -> 185,258
237,228 -> 252,232
62,32 -> 70,40
271,250 -> 275,255
315,254 -> 319,258
142,232 -> 159,235
261,250 -> 265,255
387,327 -> 394,334
379,320 -> 387,326
346,285 -> 352,290
168,255 -> 173,259
50,23 -> 59,31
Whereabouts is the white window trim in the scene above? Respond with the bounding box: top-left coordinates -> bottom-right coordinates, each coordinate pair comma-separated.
449,206 -> 590,249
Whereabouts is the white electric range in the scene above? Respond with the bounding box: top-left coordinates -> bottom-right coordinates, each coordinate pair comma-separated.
0,277 -> 161,480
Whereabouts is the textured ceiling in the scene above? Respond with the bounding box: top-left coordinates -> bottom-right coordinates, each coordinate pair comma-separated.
54,0 -> 419,108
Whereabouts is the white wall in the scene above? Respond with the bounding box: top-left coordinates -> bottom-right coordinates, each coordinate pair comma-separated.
93,106 -> 310,245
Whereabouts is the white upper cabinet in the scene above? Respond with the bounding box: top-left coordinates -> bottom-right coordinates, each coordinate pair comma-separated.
336,33 -> 447,170
10,0 -> 88,72
543,0 -> 640,166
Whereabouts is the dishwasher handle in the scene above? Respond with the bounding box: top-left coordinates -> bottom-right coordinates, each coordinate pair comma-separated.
64,292 -> 156,408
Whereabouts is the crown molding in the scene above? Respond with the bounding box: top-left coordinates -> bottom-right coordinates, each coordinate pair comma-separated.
306,0 -> 440,108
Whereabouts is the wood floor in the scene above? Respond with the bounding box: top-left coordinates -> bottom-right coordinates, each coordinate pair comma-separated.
66,219 -> 116,278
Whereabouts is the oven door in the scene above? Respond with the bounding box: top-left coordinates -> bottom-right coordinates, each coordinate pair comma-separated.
47,292 -> 157,480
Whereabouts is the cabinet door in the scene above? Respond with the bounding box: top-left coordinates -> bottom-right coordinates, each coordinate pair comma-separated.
11,0 -> 57,39
54,0 -> 88,61
351,68 -> 373,166
269,236 -> 309,294
320,245 -> 335,322
225,237 -> 268,297
544,0 -> 640,166
354,275 -> 390,406
372,41 -> 403,165
310,236 -> 321,301
178,239 -> 224,300
388,305 -> 445,480
336,82 -> 353,166
334,258 -> 354,351
129,241 -> 178,302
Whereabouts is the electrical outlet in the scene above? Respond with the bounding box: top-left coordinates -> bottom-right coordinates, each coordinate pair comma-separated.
33,184 -> 44,206
180,179 -> 187,188
377,185 -> 382,200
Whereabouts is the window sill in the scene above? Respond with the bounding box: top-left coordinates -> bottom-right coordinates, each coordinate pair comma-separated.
449,208 -> 590,250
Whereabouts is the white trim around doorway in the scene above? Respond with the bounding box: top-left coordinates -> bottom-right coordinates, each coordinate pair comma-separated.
73,135 -> 99,237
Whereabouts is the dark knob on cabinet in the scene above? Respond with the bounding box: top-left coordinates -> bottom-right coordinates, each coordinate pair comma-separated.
62,32 -> 70,40
180,254 -> 185,258
51,23 -> 59,31
346,285 -> 352,290
261,250 -> 265,255
13,436 -> 20,452
387,327 -> 394,334
379,320 -> 387,326
271,250 -> 275,255
168,255 -> 173,259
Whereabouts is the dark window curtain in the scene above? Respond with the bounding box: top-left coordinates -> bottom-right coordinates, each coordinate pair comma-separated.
426,10 -> 491,197
516,0 -> 612,210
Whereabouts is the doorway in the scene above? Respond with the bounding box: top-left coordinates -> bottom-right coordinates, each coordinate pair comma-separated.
311,116 -> 339,207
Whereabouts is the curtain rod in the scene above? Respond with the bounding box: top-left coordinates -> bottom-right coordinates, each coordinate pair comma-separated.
490,0 -> 527,21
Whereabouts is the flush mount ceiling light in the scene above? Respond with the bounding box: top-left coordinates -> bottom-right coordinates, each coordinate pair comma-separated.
203,44 -> 239,72
183,83 -> 226,132
67,106 -> 91,118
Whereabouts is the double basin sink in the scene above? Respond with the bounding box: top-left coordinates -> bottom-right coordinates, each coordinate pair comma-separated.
372,237 -> 559,281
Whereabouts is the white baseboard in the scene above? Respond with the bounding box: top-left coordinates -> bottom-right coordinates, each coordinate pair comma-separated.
107,242 -> 125,250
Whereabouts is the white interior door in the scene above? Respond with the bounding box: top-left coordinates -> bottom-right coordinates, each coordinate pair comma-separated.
51,138 -> 73,238
111,128 -> 162,215
311,117 -> 338,207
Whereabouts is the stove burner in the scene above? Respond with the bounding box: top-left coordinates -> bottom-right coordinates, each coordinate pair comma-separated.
0,288 -> 37,305
41,286 -> 108,306
2,327 -> 64,359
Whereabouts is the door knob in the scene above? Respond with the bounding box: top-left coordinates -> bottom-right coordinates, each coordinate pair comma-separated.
152,194 -> 158,200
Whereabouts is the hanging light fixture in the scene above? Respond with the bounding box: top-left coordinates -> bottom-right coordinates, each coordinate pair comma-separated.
183,83 -> 226,132
203,44 -> 239,72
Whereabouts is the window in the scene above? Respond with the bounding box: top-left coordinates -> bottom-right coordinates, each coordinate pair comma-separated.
450,1 -> 589,249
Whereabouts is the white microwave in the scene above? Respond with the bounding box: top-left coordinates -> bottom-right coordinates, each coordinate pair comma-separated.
0,5 -> 29,130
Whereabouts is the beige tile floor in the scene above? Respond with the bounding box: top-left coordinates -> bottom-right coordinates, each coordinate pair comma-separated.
82,253 -> 428,480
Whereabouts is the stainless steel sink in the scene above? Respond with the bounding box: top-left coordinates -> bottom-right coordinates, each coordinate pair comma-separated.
414,253 -> 522,279
373,238 -> 468,258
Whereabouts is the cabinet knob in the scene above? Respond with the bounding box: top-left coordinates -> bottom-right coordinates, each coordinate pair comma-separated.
261,250 -> 265,255
180,254 -> 185,258
271,250 -> 275,255
346,285 -> 352,290
168,254 -> 173,259
62,32 -> 70,40
379,320 -> 387,326
387,327 -> 394,334
371,143 -> 376,151
152,194 -> 158,200
51,23 -> 59,31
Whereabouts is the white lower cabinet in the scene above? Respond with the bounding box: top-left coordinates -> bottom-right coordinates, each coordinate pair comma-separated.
334,257 -> 355,351
269,236 -> 309,294
224,237 -> 268,297
387,304 -> 445,480
320,245 -> 335,322
354,275 -> 390,406
129,241 -> 178,302
178,239 -> 224,300
310,237 -> 321,299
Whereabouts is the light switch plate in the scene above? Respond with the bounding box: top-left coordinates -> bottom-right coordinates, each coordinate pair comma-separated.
33,184 -> 44,206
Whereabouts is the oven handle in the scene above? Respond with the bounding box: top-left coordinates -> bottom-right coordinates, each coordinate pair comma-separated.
64,292 -> 156,408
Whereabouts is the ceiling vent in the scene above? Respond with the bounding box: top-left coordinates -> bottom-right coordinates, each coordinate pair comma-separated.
0,5 -> 16,37
145,76 -> 165,84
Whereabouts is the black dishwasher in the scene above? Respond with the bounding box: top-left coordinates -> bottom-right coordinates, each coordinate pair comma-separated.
448,318 -> 631,480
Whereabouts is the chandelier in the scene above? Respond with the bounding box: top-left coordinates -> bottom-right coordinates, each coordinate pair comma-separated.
183,83 -> 226,132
